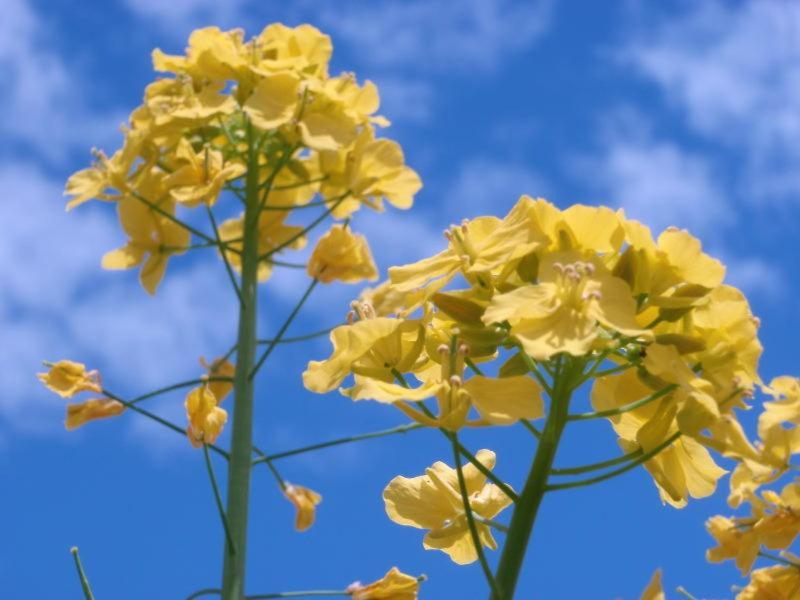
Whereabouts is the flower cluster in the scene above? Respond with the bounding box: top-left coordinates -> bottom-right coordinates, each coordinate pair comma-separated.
305,195 -> 767,564
64,24 -> 420,294
704,376 -> 800,598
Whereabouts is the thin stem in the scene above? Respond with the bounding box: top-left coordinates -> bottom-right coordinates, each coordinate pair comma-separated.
250,445 -> 287,489
245,592 -> 349,599
676,587 -> 699,600
591,363 -> 633,378
207,205 -> 244,305
475,516 -> 510,534
545,431 -> 682,491
102,389 -> 229,459
266,258 -> 306,269
257,195 -> 348,262
70,547 -> 95,600
550,448 -> 643,476
249,278 -> 319,380
517,349 -> 552,396
493,355 -> 578,599
186,589 -> 222,600
271,175 -> 328,191
465,357 -> 485,375
130,190 -> 217,245
129,377 -> 234,406
204,444 -> 236,555
252,423 -> 424,464
520,419 -> 542,440
257,144 -> 299,215
258,199 -> 332,211
256,327 -> 334,346
390,370 -> 519,503
759,551 -> 800,568
221,118 -> 262,600
451,435 -> 500,598
567,384 -> 677,421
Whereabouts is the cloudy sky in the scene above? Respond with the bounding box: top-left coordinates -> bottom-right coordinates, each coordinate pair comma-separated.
2,0 -> 799,598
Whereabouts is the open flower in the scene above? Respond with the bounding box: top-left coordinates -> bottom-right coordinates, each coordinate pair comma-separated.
383,449 -> 512,564
164,139 -> 245,207
38,360 -> 102,398
65,398 -> 125,430
737,557 -> 800,600
283,483 -> 322,531
347,567 -> 422,600
307,224 -> 378,284
484,252 -> 651,360
592,370 -> 726,507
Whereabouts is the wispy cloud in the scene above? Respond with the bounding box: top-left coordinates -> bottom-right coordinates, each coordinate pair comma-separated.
623,0 -> 800,202
0,0 -> 124,161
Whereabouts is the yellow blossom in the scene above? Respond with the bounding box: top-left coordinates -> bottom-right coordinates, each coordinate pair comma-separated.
383,449 -> 512,564
185,387 -> 227,447
217,210 -> 306,282
101,196 -> 190,294
283,483 -> 322,531
38,360 -> 102,398
737,558 -> 800,600
303,315 -> 427,393
319,127 -> 422,217
251,23 -> 332,79
152,26 -> 248,81
347,567 -> 422,600
639,569 -> 665,600
65,398 -> 125,430
307,225 -> 378,283
760,377 -> 800,438
164,139 -> 245,207
592,370 -> 726,507
484,252 -> 651,360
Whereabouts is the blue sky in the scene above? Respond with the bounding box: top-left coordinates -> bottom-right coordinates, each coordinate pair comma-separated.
2,0 -> 799,598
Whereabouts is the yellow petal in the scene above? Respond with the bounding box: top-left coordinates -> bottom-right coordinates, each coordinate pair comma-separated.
283,483 -> 322,531
638,569 -> 664,600
307,225 -> 378,284
349,567 -> 421,600
65,398 -> 125,430
37,360 -> 102,398
243,72 -> 300,130
463,375 -> 543,425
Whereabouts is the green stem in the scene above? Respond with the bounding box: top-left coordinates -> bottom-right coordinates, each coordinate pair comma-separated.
550,448 -> 643,476
256,327 -> 335,346
207,205 -> 243,305
545,431 -> 681,491
130,190 -> 217,246
758,551 -> 800,568
221,120 -> 261,600
186,589 -> 223,600
257,195 -> 348,263
102,389 -> 229,459
251,423 -> 423,464
70,547 -> 95,600
246,592 -> 349,599
128,377 -> 233,406
249,278 -> 319,380
567,384 -> 677,421
519,419 -> 542,440
492,356 -> 576,599
451,435 -> 500,597
204,444 -> 237,554
475,516 -> 510,534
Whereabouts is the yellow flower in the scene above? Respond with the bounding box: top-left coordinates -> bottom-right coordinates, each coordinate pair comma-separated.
319,127 -> 422,218
185,386 -> 228,447
759,377 -> 800,438
388,196 -> 547,305
592,370 -> 726,507
251,23 -> 332,79
347,567 -> 422,600
484,252 -> 651,360
639,569 -> 665,600
706,515 -> 761,574
185,357 -> 235,447
101,197 -> 190,294
283,483 -> 322,531
218,210 -> 306,282
65,398 -> 125,430
152,27 -> 248,81
737,558 -> 800,600
383,449 -> 512,564
307,225 -> 378,284
164,139 -> 245,207
38,361 -> 102,398
64,137 -> 142,210
303,315 -> 427,394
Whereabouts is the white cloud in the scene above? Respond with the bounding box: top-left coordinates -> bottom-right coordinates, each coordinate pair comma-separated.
625,0 -> 800,201
373,77 -> 435,122
448,158 -> 550,220
317,0 -> 552,72
123,0 -> 251,35
0,0 -> 124,161
723,256 -> 785,301
0,162 -> 240,438
580,133 -> 730,239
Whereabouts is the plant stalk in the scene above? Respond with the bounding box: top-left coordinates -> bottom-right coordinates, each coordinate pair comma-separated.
492,357 -> 575,599
220,122 -> 261,599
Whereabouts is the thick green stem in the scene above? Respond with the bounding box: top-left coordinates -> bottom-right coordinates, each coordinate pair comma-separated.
221,122 -> 261,599
492,358 -> 575,599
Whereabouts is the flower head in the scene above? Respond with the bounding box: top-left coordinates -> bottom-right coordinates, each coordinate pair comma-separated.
307,224 -> 378,284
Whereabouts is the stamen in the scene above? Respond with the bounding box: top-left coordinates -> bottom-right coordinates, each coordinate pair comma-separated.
437,344 -> 450,356
458,344 -> 470,356
752,316 -> 761,328
449,375 -> 462,387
